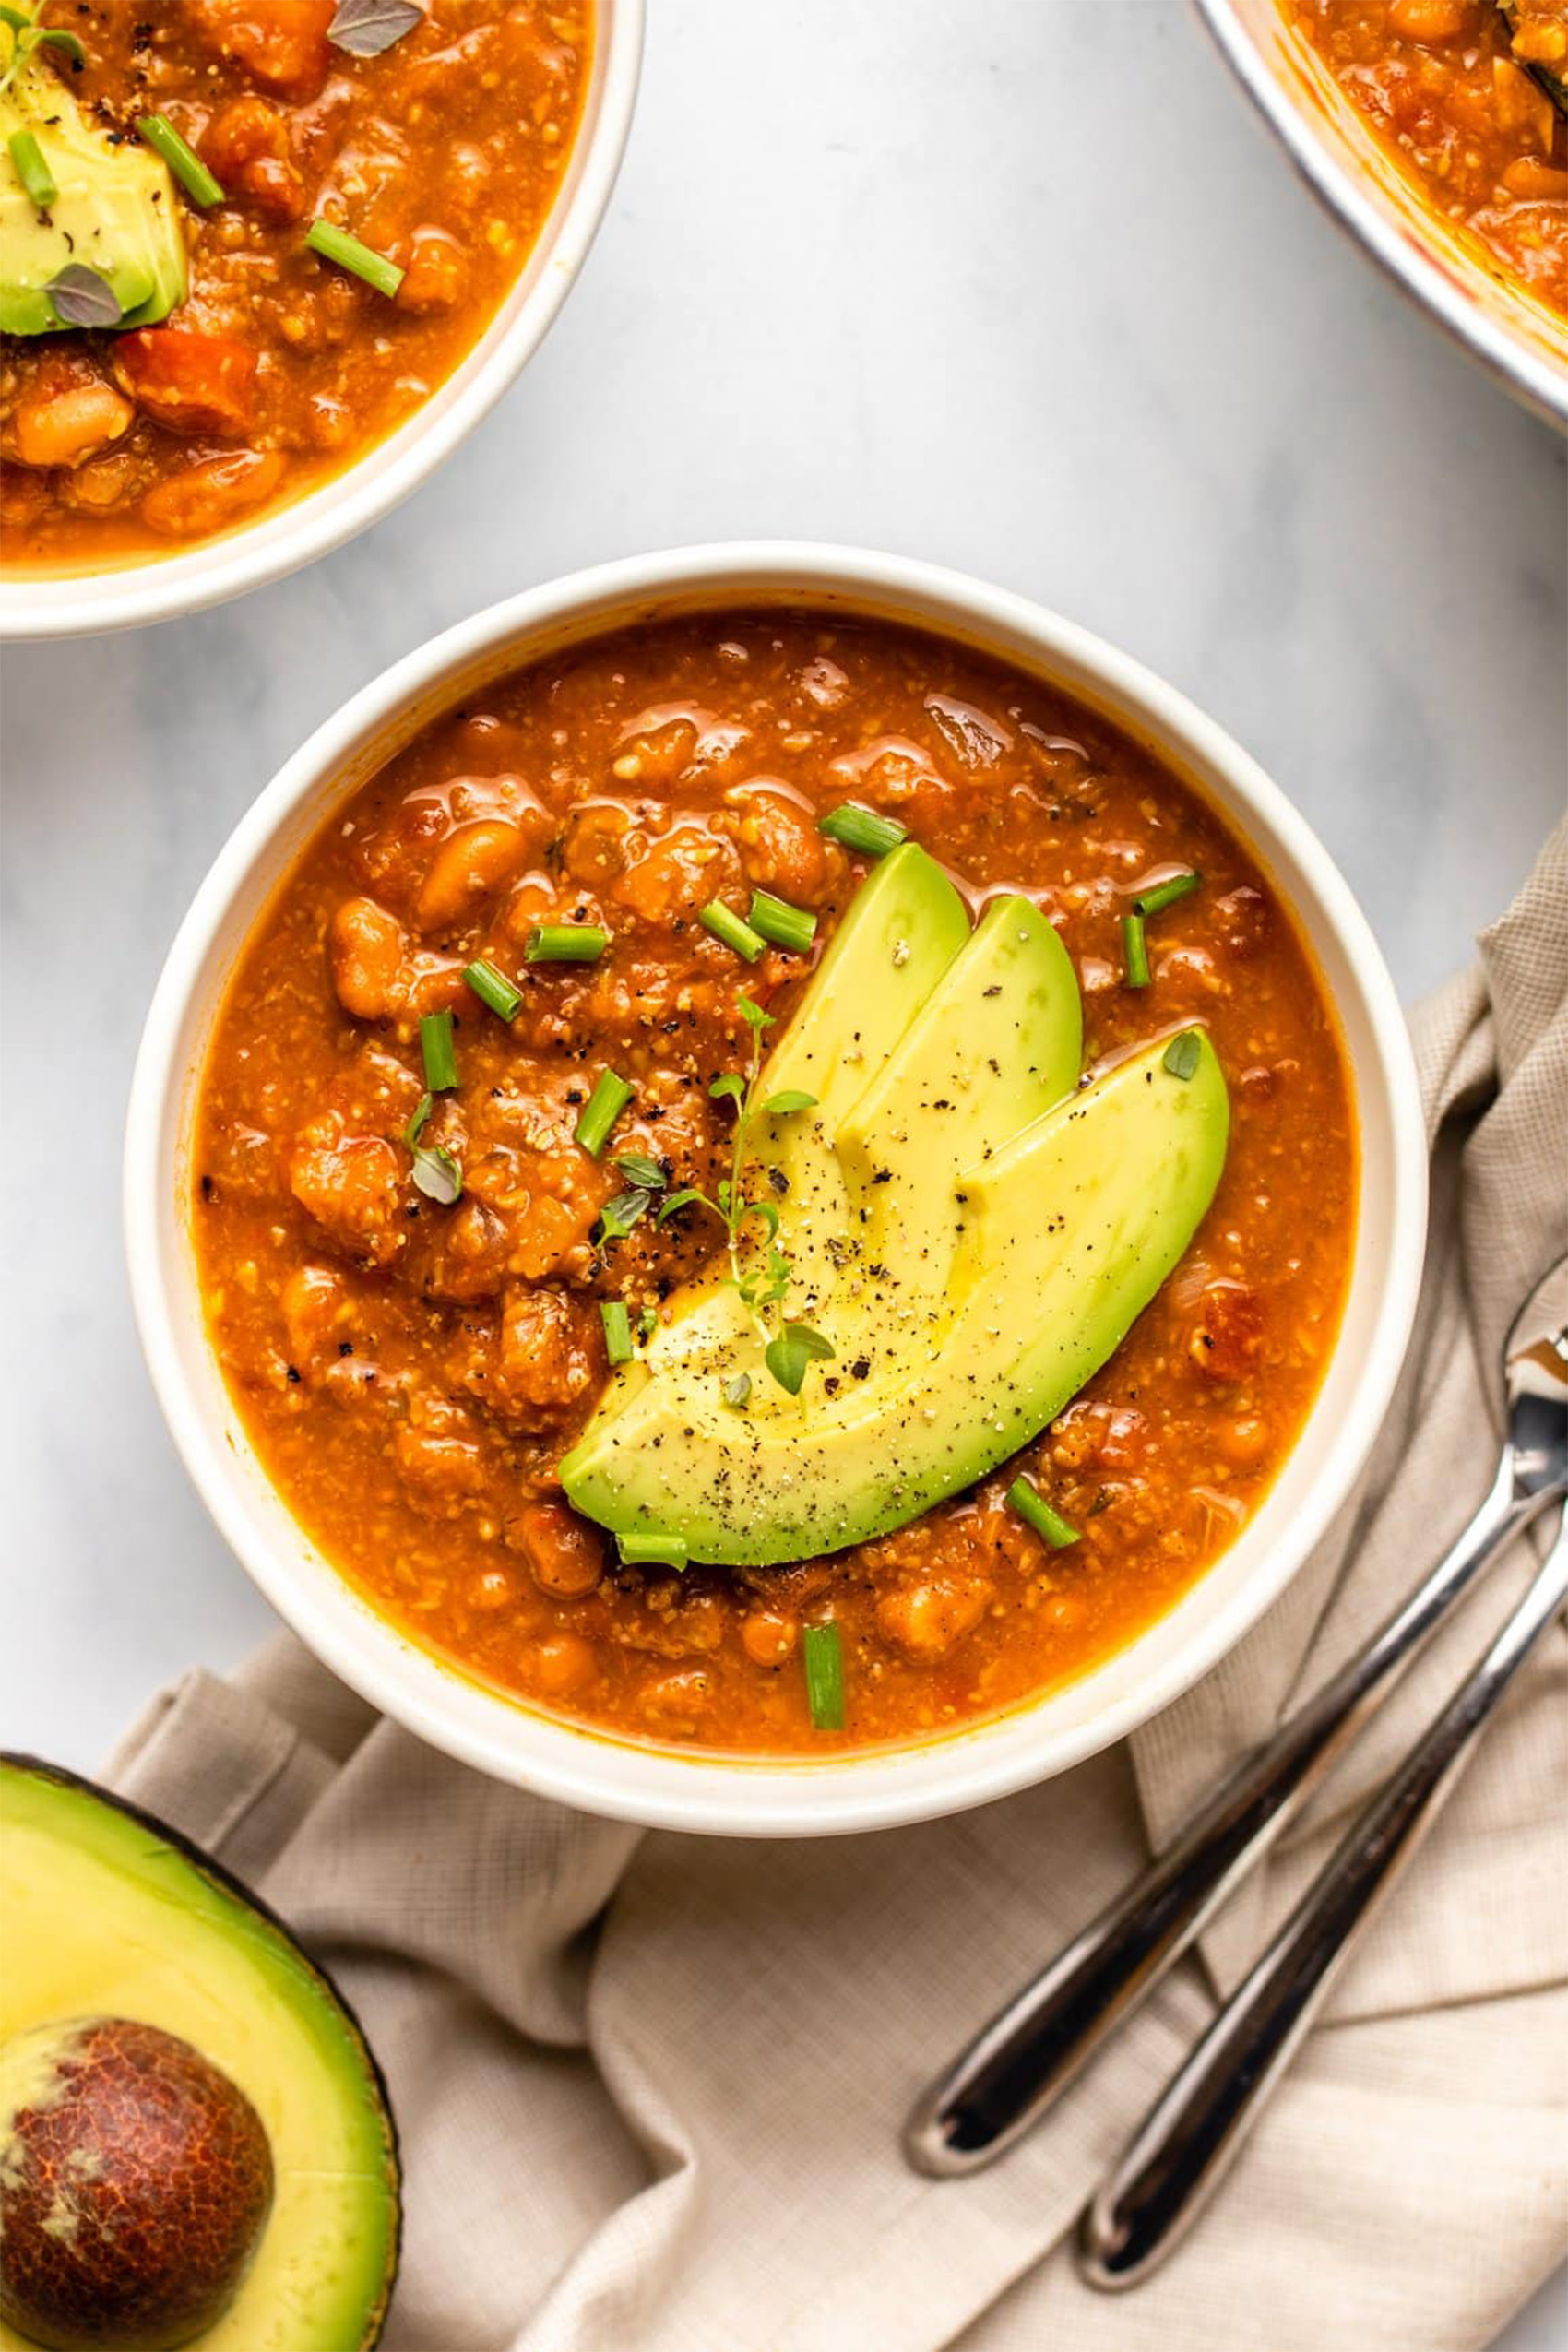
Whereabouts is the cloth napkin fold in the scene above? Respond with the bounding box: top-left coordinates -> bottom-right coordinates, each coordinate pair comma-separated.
108,824 -> 1568,2352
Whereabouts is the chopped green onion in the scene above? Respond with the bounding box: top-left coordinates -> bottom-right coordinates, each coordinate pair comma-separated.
419,1009 -> 458,1092
639,1305 -> 659,1338
698,900 -> 766,963
802,1622 -> 846,1729
600,1300 -> 633,1365
724,1372 -> 751,1409
137,113 -> 224,207
1162,1029 -> 1203,1082
617,1531 -> 689,1570
1133,869 -> 1202,921
575,1069 -> 635,1158
1121,911 -> 1151,990
526,923 -> 609,964
8,129 -> 55,210
748,889 -> 817,953
305,218 -> 404,298
463,959 -> 522,1022
818,802 -> 907,859
1007,1475 -> 1080,1550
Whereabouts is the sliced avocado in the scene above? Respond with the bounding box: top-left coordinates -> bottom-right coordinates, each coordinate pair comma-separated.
0,1756 -> 399,2351
562,1031 -> 1229,1564
602,843 -> 971,1409
0,44 -> 187,335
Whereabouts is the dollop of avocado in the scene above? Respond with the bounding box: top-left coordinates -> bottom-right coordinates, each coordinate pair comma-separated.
0,1757 -> 400,2351
0,16 -> 187,336
561,858 -> 1229,1566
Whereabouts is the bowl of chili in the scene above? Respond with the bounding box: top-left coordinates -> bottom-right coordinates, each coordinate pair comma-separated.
1196,0 -> 1568,427
125,543 -> 1428,1835
0,0 -> 643,637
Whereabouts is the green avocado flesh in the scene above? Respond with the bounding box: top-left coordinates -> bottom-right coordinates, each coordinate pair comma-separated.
0,1758 -> 399,2352
564,1030 -> 1228,1563
0,52 -> 187,335
562,832 -> 1228,1566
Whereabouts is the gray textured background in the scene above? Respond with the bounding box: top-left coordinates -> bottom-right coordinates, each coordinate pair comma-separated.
1,6 -> 1563,2338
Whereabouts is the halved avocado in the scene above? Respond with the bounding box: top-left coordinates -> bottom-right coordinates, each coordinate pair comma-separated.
0,33 -> 187,335
0,1756 -> 399,2351
563,1031 -> 1228,1564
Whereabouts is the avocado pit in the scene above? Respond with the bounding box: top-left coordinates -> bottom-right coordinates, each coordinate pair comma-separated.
0,2015 -> 274,2352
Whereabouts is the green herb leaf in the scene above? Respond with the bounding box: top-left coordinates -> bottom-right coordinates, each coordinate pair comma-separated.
596,1189 -> 653,1244
656,1186 -> 712,1227
1162,1030 -> 1202,1082
737,994 -> 774,1032
765,1321 -> 835,1396
613,1151 -> 667,1191
708,1073 -> 744,1107
760,1089 -> 817,1116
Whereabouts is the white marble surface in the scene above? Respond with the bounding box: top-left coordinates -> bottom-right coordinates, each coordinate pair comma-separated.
1,3 -> 1563,2340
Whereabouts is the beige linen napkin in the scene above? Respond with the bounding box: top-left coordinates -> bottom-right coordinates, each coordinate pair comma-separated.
108,825 -> 1568,2352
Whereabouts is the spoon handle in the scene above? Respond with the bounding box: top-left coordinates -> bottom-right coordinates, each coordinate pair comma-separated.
1078,1503 -> 1568,2289
904,1455 -> 1546,2178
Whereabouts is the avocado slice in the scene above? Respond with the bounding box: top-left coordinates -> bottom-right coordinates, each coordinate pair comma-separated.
0,41 -> 187,335
562,1031 -> 1229,1564
0,1756 -> 399,2350
608,843 -> 972,1406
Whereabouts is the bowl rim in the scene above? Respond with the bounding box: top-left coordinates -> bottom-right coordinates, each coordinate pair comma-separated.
1192,0 -> 1568,430
124,540 -> 1430,1836
0,0 -> 645,641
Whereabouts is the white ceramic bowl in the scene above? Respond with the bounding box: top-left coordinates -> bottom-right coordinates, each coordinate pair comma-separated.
1,2 -> 643,641
125,543 -> 1428,1836
1196,0 -> 1568,429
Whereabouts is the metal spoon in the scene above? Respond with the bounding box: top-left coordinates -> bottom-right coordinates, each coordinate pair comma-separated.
905,1278 -> 1568,2180
1079,1492 -> 1568,2285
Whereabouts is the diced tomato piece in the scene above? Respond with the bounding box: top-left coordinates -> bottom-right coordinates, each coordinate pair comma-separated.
116,329 -> 259,438
186,0 -> 335,100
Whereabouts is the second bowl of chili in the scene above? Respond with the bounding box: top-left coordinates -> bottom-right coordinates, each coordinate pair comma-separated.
0,0 -> 643,636
125,543 -> 1428,1835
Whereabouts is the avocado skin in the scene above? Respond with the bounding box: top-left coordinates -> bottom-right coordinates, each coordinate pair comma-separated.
564,1032 -> 1229,1564
0,1756 -> 400,2352
0,55 -> 187,334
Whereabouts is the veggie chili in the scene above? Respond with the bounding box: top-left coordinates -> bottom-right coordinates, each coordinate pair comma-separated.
1,0 -> 591,561
192,610 -> 1358,1755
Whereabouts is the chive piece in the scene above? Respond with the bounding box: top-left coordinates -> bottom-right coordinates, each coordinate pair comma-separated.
600,1300 -> 633,1365
137,113 -> 224,207
1122,911 -> 1151,990
617,1531 -> 689,1570
1163,1029 -> 1203,1082
419,1009 -> 458,1091
463,958 -> 522,1021
8,129 -> 56,210
748,889 -> 818,954
575,1069 -> 635,1158
1007,1475 -> 1080,1550
1133,869 -> 1202,921
818,802 -> 907,859
698,900 -> 766,964
305,218 -> 404,298
802,1623 -> 846,1729
526,922 -> 609,965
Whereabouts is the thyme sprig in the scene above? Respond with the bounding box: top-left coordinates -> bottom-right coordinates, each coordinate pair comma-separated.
651,995 -> 833,1396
